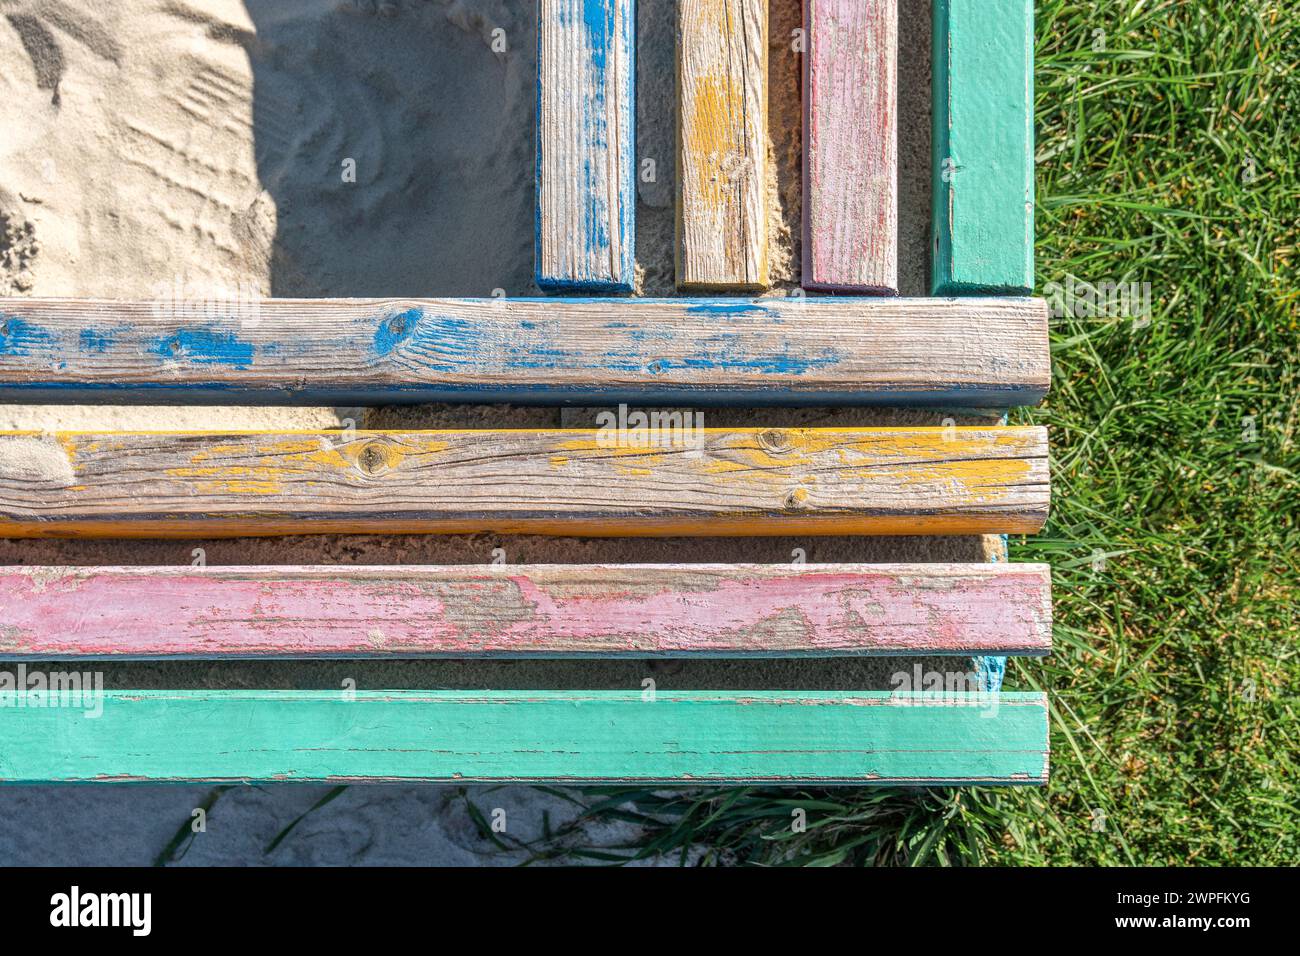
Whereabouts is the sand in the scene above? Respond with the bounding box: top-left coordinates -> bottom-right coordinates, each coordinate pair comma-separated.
0,0 -> 985,866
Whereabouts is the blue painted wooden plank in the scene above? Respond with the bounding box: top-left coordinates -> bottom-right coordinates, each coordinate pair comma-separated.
0,690 -> 1051,784
536,0 -> 636,292
0,296 -> 1051,406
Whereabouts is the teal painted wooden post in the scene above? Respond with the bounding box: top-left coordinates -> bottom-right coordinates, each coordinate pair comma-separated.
931,0 -> 1034,295
0,690 -> 1050,784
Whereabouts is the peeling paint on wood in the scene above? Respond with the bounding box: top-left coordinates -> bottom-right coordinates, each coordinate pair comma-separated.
0,296 -> 1051,406
0,563 -> 1052,658
536,0 -> 636,291
803,0 -> 898,293
676,0 -> 769,290
931,0 -> 1035,294
0,689 -> 1051,784
0,427 -> 1050,538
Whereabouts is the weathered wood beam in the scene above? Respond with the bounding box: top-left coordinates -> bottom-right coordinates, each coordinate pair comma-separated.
0,426 -> 1050,538
0,296 -> 1051,406
0,563 -> 1053,658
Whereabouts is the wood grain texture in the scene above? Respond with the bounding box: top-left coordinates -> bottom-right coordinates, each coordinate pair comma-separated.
536,0 -> 635,291
676,0 -> 769,290
0,296 -> 1052,406
0,427 -> 1050,538
0,689 -> 1051,783
931,0 -> 1034,295
803,0 -> 898,292
0,563 -> 1053,658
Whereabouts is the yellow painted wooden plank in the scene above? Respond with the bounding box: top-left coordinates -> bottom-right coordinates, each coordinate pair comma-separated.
676,0 -> 769,290
0,427 -> 1049,538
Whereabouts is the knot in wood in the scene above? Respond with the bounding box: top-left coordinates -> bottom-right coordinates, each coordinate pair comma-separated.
783,487 -> 810,511
355,439 -> 393,477
758,429 -> 791,454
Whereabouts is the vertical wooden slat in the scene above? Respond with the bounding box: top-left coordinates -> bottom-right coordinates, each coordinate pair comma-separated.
536,0 -> 636,292
931,0 -> 1034,295
676,0 -> 769,291
803,0 -> 898,293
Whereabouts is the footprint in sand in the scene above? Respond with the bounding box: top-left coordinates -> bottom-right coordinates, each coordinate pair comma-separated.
3,0 -> 121,106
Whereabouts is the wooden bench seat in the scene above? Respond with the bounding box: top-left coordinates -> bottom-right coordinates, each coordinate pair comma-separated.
0,0 -> 1052,790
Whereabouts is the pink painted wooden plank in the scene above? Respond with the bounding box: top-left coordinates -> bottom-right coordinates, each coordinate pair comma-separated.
803,0 -> 898,292
0,564 -> 1052,658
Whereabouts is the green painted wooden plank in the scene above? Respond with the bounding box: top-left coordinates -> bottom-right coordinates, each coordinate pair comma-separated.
0,690 -> 1049,784
931,0 -> 1034,295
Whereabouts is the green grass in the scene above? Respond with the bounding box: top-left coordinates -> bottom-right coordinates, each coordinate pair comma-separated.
559,0 -> 1299,866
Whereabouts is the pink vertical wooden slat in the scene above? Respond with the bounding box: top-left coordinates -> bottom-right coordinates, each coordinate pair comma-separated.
803,0 -> 898,293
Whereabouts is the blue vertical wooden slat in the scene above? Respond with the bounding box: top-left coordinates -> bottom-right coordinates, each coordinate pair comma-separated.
536,0 -> 636,292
